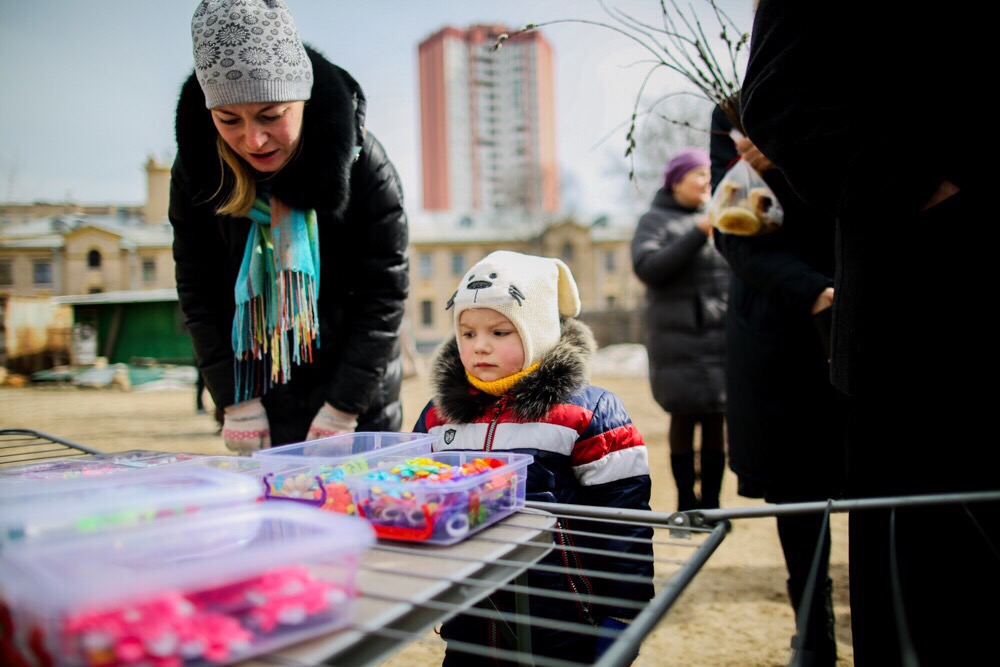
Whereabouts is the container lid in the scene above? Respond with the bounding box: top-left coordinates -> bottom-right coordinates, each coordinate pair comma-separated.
0,502 -> 374,615
0,466 -> 262,544
91,450 -> 204,467
253,431 -> 436,463
350,451 -> 534,492
170,455 -> 263,477
0,457 -> 137,481
0,451 -> 205,483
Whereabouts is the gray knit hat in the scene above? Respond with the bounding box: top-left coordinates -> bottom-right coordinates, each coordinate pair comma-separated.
191,0 -> 313,109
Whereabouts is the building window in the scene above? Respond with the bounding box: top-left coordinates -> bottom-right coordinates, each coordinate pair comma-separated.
605,250 -> 617,271
142,259 -> 156,283
0,261 -> 12,286
606,295 -> 618,310
33,260 -> 52,286
87,249 -> 102,268
88,287 -> 103,295
451,252 -> 465,276
418,253 -> 433,279
561,242 -> 574,263
420,299 -> 434,327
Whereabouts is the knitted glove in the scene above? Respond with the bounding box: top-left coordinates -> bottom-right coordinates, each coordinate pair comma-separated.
221,398 -> 271,455
306,403 -> 359,441
595,617 -> 637,664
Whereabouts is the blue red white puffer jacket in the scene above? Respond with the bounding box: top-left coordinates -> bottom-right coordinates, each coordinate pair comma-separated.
412,318 -> 654,621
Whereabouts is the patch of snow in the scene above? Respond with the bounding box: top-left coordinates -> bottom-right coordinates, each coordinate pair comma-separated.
590,344 -> 649,378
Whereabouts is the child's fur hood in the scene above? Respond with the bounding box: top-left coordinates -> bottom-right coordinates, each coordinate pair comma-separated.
430,318 -> 597,423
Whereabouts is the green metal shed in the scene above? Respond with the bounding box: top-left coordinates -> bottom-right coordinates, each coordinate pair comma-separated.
52,289 -> 195,365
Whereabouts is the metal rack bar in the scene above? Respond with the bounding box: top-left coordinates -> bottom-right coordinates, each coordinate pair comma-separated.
0,428 -> 104,468
259,490 -> 1000,667
251,503 -> 724,667
673,490 -> 1000,531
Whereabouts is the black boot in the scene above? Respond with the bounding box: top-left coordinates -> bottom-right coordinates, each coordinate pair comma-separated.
788,577 -> 837,667
670,452 -> 699,511
698,449 -> 726,509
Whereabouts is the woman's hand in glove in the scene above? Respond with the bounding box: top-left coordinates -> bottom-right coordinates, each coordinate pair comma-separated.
221,398 -> 271,455
307,403 -> 359,441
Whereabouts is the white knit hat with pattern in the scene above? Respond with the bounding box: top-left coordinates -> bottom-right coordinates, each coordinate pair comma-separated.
449,251 -> 582,370
191,0 -> 313,109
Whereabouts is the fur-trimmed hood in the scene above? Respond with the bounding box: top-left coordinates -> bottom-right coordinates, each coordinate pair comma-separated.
429,318 -> 597,424
173,44 -> 363,216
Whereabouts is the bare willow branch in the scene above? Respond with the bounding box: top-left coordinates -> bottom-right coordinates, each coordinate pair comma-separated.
495,0 -> 750,180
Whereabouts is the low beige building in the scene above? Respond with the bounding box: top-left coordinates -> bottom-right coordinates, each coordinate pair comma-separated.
2,160 -> 646,367
0,158 -> 173,300
0,159 -> 174,372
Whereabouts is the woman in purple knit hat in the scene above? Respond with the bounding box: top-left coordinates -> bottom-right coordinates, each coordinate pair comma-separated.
631,147 -> 731,511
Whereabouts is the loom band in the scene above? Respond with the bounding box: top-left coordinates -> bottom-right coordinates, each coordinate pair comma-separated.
75,509 -> 150,533
368,500 -> 425,528
262,473 -> 327,508
359,502 -> 436,541
405,506 -> 429,527
379,505 -> 405,525
443,511 -> 470,539
363,496 -> 409,521
466,500 -> 492,528
423,491 -> 448,505
359,500 -> 385,522
319,482 -> 355,514
485,476 -> 521,510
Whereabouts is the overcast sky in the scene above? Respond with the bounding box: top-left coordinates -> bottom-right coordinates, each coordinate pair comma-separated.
0,0 -> 753,216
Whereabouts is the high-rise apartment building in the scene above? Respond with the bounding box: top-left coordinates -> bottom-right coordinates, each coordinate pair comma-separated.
418,25 -> 559,214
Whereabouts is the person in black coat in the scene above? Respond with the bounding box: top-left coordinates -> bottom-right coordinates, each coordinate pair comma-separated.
631,148 -> 730,511
170,0 -> 408,451
711,104 -> 846,666
740,3 -> 995,665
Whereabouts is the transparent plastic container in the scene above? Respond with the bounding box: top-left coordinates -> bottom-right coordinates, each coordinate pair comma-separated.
347,450 -> 532,545
0,451 -> 205,483
0,502 -> 374,667
172,455 -> 265,482
252,432 -> 436,514
0,466 -> 261,548
91,449 -> 204,468
0,456 -> 138,482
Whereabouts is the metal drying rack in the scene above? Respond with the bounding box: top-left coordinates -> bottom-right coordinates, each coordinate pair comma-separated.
3,429 -> 998,667
257,502 -> 728,667
0,428 -> 103,468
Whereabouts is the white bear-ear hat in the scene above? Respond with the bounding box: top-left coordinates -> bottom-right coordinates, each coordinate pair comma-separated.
448,250 -> 581,369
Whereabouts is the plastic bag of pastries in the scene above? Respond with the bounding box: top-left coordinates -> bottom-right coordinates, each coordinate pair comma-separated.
709,158 -> 784,236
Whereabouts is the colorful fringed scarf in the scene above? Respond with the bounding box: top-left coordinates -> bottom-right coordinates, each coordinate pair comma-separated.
233,194 -> 320,403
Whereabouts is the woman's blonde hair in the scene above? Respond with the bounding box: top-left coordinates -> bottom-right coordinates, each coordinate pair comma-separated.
212,129 -> 307,217
214,137 -> 257,217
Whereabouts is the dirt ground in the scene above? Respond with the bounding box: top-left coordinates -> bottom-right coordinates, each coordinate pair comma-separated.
0,368 -> 853,667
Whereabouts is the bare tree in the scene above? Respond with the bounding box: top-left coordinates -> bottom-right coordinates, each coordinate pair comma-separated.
494,0 -> 749,182
611,94 -> 713,204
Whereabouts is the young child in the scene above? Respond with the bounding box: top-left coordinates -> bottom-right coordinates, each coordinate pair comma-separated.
413,250 -> 654,665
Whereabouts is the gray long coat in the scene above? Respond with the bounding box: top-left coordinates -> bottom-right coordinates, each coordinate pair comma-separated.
631,188 -> 729,414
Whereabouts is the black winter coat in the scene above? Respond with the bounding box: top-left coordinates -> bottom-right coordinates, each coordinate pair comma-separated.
631,189 -> 729,414
739,1 -> 965,400
711,106 -> 846,501
170,46 -> 408,444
